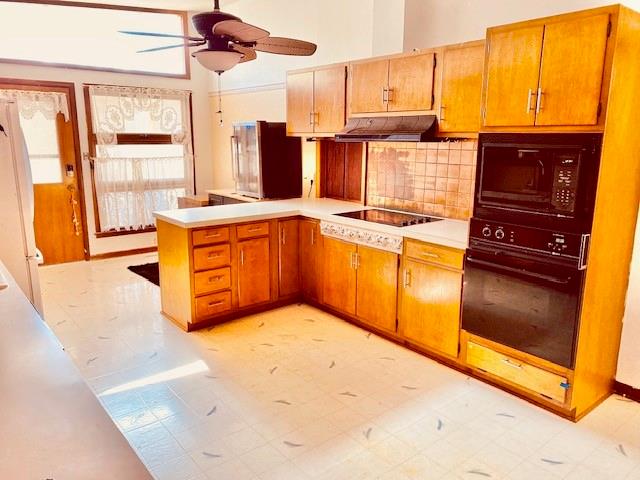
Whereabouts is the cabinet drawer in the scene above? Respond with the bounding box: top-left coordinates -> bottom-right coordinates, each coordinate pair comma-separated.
237,222 -> 269,239
405,239 -> 464,270
193,244 -> 230,271
192,226 -> 230,246
195,291 -> 232,319
466,342 -> 568,403
194,267 -> 231,296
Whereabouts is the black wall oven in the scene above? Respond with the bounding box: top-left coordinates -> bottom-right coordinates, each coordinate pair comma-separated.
462,133 -> 601,369
475,133 -> 602,232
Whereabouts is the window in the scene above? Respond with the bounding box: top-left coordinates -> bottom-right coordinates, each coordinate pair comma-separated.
0,1 -> 188,78
86,85 -> 194,234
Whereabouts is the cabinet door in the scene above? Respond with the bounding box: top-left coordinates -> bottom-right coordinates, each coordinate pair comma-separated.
237,237 -> 271,308
484,26 -> 544,127
322,237 -> 357,315
398,259 -> 462,358
278,219 -> 300,297
299,219 -> 322,301
440,43 -> 485,133
536,14 -> 610,126
355,246 -> 398,334
387,52 -> 435,112
286,71 -> 314,134
314,66 -> 347,133
349,59 -> 389,114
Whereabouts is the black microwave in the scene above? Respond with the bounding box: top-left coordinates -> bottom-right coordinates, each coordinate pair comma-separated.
475,133 -> 602,231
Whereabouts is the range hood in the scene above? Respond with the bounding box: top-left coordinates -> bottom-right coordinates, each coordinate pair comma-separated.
335,115 -> 437,143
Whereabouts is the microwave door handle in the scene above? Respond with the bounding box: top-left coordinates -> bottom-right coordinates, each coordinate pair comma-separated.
465,256 -> 571,285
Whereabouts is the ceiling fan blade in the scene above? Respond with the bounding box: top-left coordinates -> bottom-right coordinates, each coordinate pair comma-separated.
137,42 -> 206,53
213,20 -> 269,42
254,37 -> 317,56
231,44 -> 257,63
119,30 -> 204,42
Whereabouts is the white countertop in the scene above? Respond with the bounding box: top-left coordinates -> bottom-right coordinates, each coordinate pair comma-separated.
155,198 -> 469,250
0,262 -> 151,479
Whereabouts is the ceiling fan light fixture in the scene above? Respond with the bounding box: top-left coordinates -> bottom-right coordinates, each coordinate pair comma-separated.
192,49 -> 243,72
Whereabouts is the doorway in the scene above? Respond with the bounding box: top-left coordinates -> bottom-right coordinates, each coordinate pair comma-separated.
0,79 -> 89,264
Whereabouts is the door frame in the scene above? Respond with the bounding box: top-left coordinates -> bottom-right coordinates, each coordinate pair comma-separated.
0,77 -> 90,259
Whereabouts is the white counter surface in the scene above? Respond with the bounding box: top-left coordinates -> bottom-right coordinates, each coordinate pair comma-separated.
155,198 -> 469,250
0,262 -> 151,479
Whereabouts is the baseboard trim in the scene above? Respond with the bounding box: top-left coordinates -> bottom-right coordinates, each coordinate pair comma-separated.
90,246 -> 157,260
614,380 -> 640,403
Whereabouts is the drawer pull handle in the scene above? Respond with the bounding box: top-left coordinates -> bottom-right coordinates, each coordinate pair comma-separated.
208,275 -> 223,282
248,226 -> 263,232
208,300 -> 225,307
421,252 -> 440,259
501,358 -> 523,370
207,253 -> 221,259
205,232 -> 221,238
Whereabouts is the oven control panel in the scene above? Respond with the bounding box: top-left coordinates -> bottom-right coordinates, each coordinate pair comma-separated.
551,155 -> 580,212
470,218 -> 583,257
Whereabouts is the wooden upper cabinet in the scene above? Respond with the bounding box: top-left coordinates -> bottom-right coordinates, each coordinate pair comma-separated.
536,14 -> 610,126
398,258 -> 462,359
387,52 -> 435,112
237,237 -> 271,308
349,58 -> 389,114
286,65 -> 346,135
299,219 -> 322,302
484,25 -> 544,127
320,140 -> 363,202
439,42 -> 485,133
286,70 -> 314,134
355,246 -> 398,334
313,66 -> 347,133
322,237 -> 357,315
278,219 -> 300,297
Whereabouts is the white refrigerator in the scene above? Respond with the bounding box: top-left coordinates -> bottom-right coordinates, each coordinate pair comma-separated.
0,100 -> 43,314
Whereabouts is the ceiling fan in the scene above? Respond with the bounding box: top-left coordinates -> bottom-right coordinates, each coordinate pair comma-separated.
120,0 -> 317,74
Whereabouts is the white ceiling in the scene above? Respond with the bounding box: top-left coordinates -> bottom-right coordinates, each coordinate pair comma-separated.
77,0 -> 239,12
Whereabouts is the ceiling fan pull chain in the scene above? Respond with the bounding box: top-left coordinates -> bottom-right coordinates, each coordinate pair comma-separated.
217,73 -> 224,127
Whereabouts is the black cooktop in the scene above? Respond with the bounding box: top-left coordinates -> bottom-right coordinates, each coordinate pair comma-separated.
335,208 -> 443,227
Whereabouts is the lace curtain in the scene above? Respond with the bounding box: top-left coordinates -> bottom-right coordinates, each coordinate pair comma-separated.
88,85 -> 194,231
0,89 -> 69,120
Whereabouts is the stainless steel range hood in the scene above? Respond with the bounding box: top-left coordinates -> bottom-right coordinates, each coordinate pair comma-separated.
335,115 -> 437,143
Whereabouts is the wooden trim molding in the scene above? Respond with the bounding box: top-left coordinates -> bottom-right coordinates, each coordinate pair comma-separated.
95,226 -> 157,238
0,1 -> 190,80
614,380 -> 640,403
90,246 -> 157,260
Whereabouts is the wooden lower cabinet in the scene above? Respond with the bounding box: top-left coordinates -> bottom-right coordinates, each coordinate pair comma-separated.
278,219 -> 300,297
299,219 -> 322,301
398,257 -> 462,359
237,237 -> 271,308
322,237 -> 357,315
355,246 -> 398,333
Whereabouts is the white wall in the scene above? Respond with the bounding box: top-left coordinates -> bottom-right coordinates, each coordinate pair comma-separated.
403,0 -> 640,49
0,13 -> 213,256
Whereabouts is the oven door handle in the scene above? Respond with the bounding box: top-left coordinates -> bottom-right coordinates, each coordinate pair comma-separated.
465,256 -> 572,285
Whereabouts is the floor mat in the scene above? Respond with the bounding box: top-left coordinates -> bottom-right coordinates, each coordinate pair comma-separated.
127,262 -> 159,286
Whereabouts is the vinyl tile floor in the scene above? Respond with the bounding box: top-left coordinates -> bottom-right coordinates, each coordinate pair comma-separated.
39,253 -> 640,480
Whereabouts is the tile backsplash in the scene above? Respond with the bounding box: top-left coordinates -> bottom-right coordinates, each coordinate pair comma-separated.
366,141 -> 477,220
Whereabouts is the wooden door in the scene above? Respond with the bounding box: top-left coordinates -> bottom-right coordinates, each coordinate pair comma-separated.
320,141 -> 363,202
440,42 -> 485,133
322,237 -> 357,315
299,219 -> 321,301
237,237 -> 271,307
278,219 -> 300,297
398,259 -> 462,358
349,59 -> 389,114
355,246 -> 398,334
313,65 -> 346,133
286,70 -> 314,134
536,14 -> 610,126
387,53 -> 435,112
484,26 -> 544,127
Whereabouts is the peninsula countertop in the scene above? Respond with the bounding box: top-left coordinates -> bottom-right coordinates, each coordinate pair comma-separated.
154,198 -> 469,250
0,263 -> 152,480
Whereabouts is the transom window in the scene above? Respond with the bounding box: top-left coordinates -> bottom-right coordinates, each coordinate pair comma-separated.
0,1 -> 188,77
